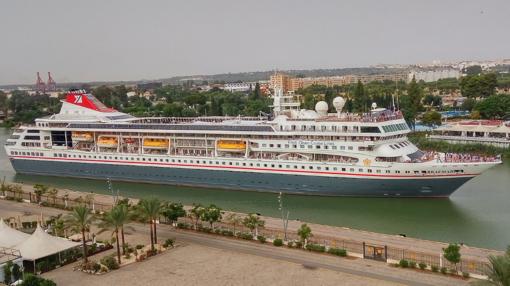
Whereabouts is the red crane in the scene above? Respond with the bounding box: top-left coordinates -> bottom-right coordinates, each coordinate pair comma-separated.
46,72 -> 56,91
35,72 -> 46,93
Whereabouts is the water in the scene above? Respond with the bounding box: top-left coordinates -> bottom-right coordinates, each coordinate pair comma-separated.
1,127 -> 509,250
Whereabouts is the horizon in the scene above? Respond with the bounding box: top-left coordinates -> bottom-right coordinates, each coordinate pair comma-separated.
1,0 -> 509,85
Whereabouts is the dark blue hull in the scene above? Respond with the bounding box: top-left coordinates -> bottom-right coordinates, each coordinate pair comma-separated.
10,158 -> 472,197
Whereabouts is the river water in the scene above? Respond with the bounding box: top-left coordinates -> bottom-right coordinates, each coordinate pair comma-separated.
1,127 -> 509,250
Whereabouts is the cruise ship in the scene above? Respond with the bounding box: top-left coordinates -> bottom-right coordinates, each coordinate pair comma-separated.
4,89 -> 502,197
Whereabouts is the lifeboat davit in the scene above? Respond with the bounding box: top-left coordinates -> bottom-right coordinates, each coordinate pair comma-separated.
143,138 -> 169,149
71,132 -> 93,142
216,140 -> 246,152
97,136 -> 118,148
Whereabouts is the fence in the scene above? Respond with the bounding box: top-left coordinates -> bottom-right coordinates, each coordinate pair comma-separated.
175,216 -> 491,276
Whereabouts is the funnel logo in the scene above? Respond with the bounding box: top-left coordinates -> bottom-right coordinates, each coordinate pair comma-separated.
74,95 -> 83,104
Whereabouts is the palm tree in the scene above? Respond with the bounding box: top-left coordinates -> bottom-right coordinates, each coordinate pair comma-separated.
137,198 -> 162,251
64,205 -> 95,263
47,188 -> 58,205
473,254 -> 510,286
98,204 -> 131,264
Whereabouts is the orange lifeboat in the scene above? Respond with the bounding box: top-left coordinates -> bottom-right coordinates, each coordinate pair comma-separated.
216,140 -> 246,152
97,136 -> 118,148
143,138 -> 169,149
71,132 -> 93,142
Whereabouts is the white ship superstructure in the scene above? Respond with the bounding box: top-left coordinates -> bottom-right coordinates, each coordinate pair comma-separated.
4,90 -> 501,197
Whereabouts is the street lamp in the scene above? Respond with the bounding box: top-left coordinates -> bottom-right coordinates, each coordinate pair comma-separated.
277,192 -> 290,241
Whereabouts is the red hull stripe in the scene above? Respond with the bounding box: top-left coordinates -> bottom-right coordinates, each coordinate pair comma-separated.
10,155 -> 479,179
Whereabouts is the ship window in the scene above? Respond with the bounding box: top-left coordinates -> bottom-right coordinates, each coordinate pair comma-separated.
242,163 -> 246,166
309,166 -> 313,170
395,170 -> 400,173
348,146 -> 353,150
301,166 -> 305,169
414,171 -> 419,174
285,165 -> 289,168
300,145 -> 305,148
367,169 -> 372,173
341,168 -> 346,171
422,171 -> 427,174
250,163 -> 253,166
256,163 -> 260,167
340,146 -> 345,150
165,159 -> 169,162
222,162 -> 226,165
308,145 -> 312,149
324,146 -> 328,149
262,144 -> 267,147
359,168 -> 363,172
316,145 -> 320,149
263,164 -> 267,167
285,144 -> 289,148
332,146 -> 337,150
386,170 -> 390,173
350,168 -> 354,172
277,144 -> 281,148
229,162 -> 233,165
269,144 -> 274,147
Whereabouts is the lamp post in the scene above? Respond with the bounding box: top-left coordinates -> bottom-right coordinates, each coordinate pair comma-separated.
277,192 -> 290,241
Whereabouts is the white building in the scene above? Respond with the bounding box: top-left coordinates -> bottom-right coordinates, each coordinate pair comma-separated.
408,69 -> 461,83
223,82 -> 256,92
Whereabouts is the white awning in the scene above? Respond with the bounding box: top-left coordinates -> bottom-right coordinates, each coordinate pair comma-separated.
14,225 -> 80,261
0,219 -> 30,248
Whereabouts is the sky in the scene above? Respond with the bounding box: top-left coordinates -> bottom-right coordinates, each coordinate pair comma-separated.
0,0 -> 509,85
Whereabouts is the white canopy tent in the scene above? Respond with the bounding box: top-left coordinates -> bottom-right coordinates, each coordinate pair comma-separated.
0,219 -> 30,248
14,225 -> 80,262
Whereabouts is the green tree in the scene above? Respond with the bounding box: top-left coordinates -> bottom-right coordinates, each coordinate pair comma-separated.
3,260 -> 13,285
64,205 -> 95,263
190,204 -> 205,230
12,263 -> 21,282
242,214 -> 265,237
33,184 -> 48,203
98,204 -> 131,263
461,98 -> 477,111
225,213 -> 242,234
474,94 -> 510,119
463,65 -> 482,75
421,111 -> 442,127
443,243 -> 461,270
161,202 -> 186,225
401,77 -> 423,129
297,224 -> 312,247
201,204 -> 222,229
460,73 -> 498,98
353,80 -> 369,112
136,198 -> 162,251
250,82 -> 261,100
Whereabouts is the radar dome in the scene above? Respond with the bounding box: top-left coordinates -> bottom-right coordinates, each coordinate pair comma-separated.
315,101 -> 329,116
371,102 -> 377,110
332,97 -> 345,112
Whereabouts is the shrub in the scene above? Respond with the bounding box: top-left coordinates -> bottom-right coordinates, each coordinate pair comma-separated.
449,268 -> 458,275
462,271 -> 470,278
431,265 -> 439,272
418,262 -> 427,270
36,260 -> 52,273
100,255 -> 119,270
257,235 -> 266,243
327,247 -> 347,257
237,232 -> 253,240
176,222 -> 190,229
295,241 -> 303,249
163,238 -> 175,248
399,259 -> 409,268
214,229 -> 221,234
92,262 -> 101,273
124,253 -> 131,259
19,274 -> 56,286
273,238 -> 283,246
287,241 -> 294,248
440,267 -> 447,274
409,261 -> 417,268
221,230 -> 234,237
305,243 -> 326,253
136,244 -> 144,250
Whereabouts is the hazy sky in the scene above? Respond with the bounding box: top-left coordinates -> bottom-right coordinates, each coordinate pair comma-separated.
1,0 -> 509,85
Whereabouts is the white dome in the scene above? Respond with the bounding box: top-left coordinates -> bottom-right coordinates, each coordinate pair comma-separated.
315,101 -> 329,115
332,97 -> 345,112
371,102 -> 377,109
